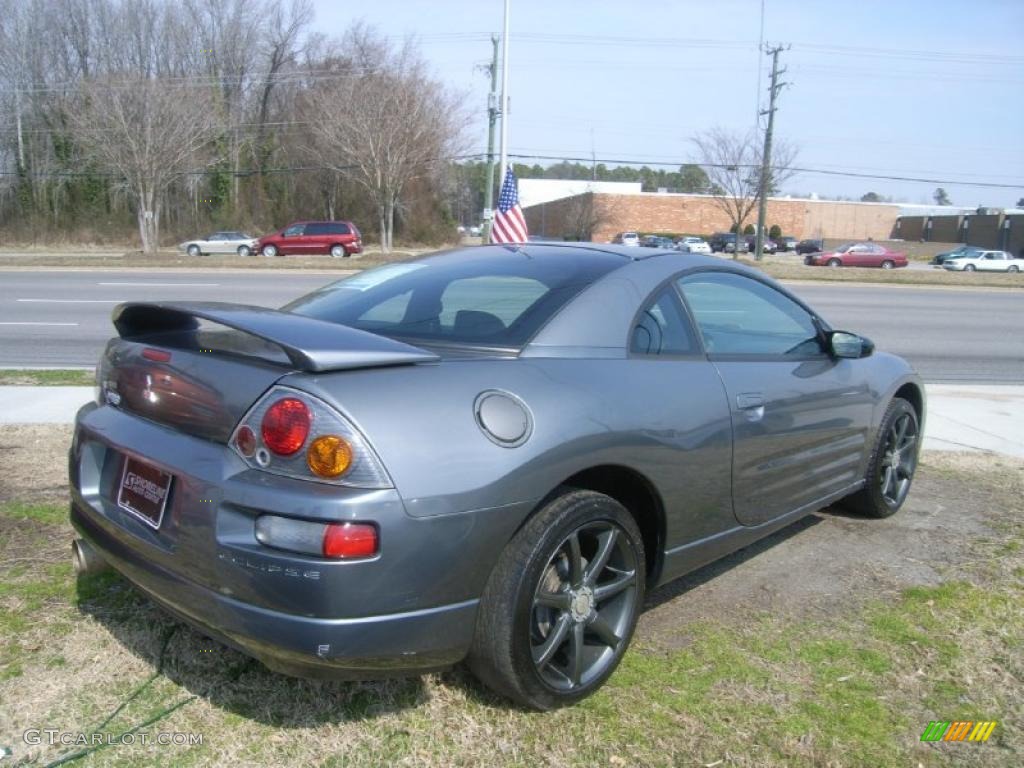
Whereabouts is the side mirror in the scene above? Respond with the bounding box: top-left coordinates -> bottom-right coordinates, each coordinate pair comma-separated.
829,331 -> 874,359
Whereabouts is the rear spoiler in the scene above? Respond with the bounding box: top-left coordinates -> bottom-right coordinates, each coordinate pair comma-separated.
112,301 -> 439,372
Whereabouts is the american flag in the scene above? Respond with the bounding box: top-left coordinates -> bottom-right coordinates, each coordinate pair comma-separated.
490,168 -> 529,244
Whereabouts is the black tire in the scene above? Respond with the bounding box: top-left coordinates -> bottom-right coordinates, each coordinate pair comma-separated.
828,257 -> 842,267
468,489 -> 645,710
262,244 -> 278,257
881,260 -> 894,270
964,263 -> 975,272
237,245 -> 252,257
330,244 -> 347,258
1009,265 -> 1019,273
186,244 -> 201,257
842,398 -> 919,518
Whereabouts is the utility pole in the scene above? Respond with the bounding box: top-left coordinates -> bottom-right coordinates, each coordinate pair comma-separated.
754,44 -> 787,261
497,0 -> 511,195
481,34 -> 500,242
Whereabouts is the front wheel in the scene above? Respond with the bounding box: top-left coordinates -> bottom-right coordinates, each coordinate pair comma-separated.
1009,265 -> 1019,273
262,244 -> 278,258
330,244 -> 347,258
842,398 -> 919,518
468,489 -> 645,709
828,258 -> 842,267
881,260 -> 894,270
237,245 -> 252,257
964,263 -> 976,272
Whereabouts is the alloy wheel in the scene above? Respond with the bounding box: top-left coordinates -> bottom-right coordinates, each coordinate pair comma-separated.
879,411 -> 918,507
530,521 -> 638,692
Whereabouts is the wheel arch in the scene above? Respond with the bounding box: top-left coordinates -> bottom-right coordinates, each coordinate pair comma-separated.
529,464 -> 666,588
893,381 -> 923,423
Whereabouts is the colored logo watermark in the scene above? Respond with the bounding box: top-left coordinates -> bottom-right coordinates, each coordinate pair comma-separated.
920,721 -> 997,742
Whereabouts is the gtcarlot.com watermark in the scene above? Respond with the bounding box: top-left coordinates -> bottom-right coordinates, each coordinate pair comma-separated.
22,729 -> 203,747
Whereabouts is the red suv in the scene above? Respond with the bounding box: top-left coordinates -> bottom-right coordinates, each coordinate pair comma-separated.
257,221 -> 363,258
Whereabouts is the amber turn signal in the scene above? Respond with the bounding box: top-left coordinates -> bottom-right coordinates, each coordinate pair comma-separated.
306,435 -> 353,478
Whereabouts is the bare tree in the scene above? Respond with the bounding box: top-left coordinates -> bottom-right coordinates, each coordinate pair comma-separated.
692,127 -> 797,257
562,191 -> 607,241
303,27 -> 467,252
69,76 -> 218,252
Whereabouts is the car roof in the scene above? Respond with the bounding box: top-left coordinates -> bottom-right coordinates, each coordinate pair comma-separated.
453,242 -> 703,263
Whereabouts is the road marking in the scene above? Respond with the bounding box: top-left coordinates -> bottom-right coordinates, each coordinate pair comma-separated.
0,321 -> 79,326
97,282 -> 221,287
16,299 -> 124,303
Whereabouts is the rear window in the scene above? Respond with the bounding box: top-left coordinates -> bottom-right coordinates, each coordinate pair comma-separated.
283,250 -> 624,348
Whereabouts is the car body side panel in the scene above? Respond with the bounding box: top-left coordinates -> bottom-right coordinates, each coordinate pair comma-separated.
285,358 -> 734,544
713,357 -> 874,526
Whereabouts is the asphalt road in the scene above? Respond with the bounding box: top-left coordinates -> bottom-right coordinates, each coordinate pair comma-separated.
0,269 -> 1021,383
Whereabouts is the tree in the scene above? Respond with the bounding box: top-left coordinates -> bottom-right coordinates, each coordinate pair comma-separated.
934,187 -> 951,206
860,191 -> 883,202
561,192 -> 607,241
303,27 -> 466,252
69,76 -> 219,252
691,127 -> 797,258
678,164 -> 711,193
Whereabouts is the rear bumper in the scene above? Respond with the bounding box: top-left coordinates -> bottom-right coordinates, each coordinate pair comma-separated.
71,500 -> 476,678
67,402 -> 530,679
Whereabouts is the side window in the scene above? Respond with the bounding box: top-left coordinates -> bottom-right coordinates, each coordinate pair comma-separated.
329,222 -> 351,235
678,272 -> 822,357
630,285 -> 696,356
283,224 -> 304,237
305,223 -> 330,236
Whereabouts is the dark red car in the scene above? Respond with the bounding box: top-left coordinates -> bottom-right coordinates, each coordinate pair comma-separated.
804,242 -> 907,269
258,221 -> 363,258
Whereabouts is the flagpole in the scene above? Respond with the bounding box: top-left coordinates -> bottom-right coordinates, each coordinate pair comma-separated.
497,0 -> 510,191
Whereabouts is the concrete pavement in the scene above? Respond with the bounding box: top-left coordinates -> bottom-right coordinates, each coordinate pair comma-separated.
1,384 -> 1021,458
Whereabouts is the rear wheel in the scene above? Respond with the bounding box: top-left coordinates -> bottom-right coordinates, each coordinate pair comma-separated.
965,263 -> 976,272
828,258 -> 842,267
186,244 -> 201,257
468,489 -> 645,710
842,398 -> 919,518
881,260 -> 894,269
262,244 -> 278,257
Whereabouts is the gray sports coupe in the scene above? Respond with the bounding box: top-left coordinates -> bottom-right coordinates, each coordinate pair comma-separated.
69,244 -> 924,709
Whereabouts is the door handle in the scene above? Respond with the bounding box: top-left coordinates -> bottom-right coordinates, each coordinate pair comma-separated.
736,393 -> 765,409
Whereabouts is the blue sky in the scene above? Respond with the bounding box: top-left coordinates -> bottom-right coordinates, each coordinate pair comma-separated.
313,0 -> 1024,207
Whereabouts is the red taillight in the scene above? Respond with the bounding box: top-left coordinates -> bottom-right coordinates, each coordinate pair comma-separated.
322,522 -> 378,558
261,397 -> 310,456
142,348 -> 171,362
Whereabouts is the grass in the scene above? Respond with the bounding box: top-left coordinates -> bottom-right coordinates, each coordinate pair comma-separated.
0,459 -> 1021,767
0,369 -> 95,386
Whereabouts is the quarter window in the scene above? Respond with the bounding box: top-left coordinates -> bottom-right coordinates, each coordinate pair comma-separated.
678,272 -> 822,357
631,286 -> 696,356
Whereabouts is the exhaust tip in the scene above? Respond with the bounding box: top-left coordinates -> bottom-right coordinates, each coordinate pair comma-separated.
72,538 -> 109,576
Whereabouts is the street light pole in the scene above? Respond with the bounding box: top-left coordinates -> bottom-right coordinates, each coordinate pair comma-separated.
481,34 -> 500,242
497,0 -> 511,193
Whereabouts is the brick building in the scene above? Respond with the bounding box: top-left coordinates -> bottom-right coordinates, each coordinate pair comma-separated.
523,190 -> 904,243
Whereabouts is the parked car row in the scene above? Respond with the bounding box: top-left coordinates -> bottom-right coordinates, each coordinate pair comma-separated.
179,220 -> 363,258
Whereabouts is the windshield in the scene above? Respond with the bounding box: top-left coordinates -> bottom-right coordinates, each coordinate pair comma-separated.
283,249 -> 624,349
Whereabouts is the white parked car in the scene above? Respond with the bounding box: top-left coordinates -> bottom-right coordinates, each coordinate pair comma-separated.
613,231 -> 640,246
942,250 -> 1023,273
676,236 -> 711,254
178,231 -> 259,257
